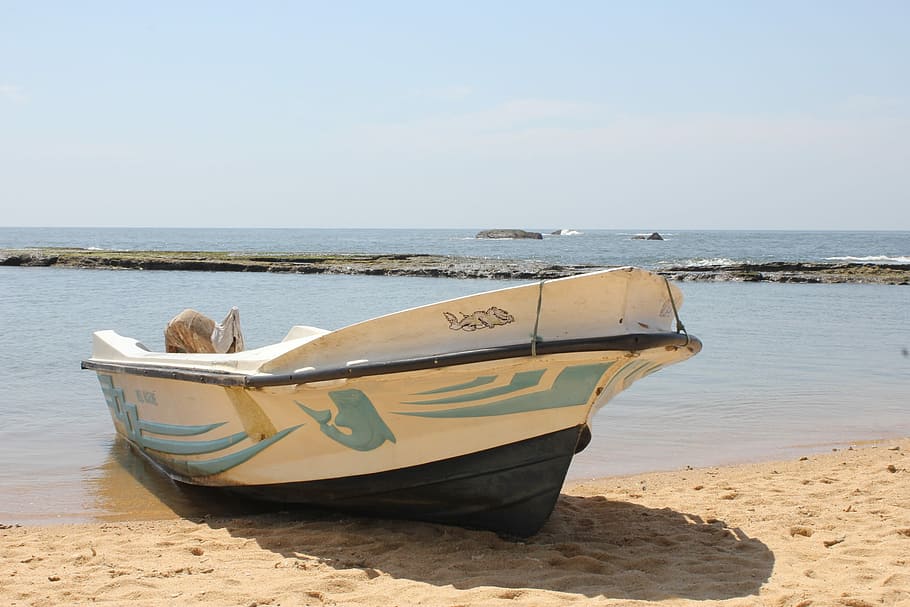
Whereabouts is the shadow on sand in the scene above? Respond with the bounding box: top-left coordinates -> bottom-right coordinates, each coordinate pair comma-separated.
92,439 -> 774,601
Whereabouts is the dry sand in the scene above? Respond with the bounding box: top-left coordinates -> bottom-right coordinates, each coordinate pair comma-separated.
2,438 -> 908,607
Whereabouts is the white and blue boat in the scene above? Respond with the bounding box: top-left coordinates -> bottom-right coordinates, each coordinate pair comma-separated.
82,267 -> 701,536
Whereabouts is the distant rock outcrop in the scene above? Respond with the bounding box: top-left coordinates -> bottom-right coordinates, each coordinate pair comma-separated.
476,229 -> 543,240
632,232 -> 664,241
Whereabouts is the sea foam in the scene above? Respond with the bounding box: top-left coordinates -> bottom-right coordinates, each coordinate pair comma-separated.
826,255 -> 910,264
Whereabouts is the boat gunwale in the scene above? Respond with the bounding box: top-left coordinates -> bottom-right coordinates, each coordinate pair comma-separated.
81,332 -> 696,388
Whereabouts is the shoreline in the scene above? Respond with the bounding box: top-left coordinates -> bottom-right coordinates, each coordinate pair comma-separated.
2,438 -> 907,605
2,247 -> 909,284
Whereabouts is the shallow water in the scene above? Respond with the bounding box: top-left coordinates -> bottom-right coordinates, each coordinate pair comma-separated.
1,263 -> 907,525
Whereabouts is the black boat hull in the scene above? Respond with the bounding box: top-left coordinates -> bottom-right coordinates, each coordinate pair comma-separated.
224,424 -> 587,537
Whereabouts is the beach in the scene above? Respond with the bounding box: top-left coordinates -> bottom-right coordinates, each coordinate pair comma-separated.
1,229 -> 907,604
3,438 -> 907,606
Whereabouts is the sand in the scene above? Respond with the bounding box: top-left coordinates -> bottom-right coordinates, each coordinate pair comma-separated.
2,439 -> 907,607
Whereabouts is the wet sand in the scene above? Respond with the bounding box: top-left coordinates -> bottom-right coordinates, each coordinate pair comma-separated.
2,438 -> 907,606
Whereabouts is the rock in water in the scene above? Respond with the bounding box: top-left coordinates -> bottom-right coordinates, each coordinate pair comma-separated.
476,229 -> 543,240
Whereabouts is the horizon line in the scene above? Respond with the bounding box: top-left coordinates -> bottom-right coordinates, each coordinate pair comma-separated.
3,225 -> 910,233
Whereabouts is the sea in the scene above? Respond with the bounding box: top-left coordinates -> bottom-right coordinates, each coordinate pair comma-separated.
1,227 -> 908,525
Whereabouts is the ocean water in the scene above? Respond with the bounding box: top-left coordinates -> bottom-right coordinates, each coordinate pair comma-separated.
3,226 -> 910,268
1,228 -> 908,525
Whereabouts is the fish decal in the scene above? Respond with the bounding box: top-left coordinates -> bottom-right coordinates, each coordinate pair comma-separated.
444,306 -> 514,331
296,389 -> 396,451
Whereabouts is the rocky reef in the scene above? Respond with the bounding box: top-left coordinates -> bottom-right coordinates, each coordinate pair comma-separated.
0,249 -> 593,280
658,261 -> 910,285
1,249 -> 907,284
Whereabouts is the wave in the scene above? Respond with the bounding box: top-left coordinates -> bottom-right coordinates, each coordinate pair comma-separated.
664,257 -> 738,268
825,255 -> 910,265
552,229 -> 583,236
663,255 -> 910,269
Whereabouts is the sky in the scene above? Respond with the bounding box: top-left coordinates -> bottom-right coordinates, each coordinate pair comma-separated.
1,1 -> 908,230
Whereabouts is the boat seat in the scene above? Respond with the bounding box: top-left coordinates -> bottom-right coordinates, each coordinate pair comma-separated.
165,307 -> 244,354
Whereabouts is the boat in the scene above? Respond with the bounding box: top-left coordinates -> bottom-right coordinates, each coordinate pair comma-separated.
82,267 -> 701,536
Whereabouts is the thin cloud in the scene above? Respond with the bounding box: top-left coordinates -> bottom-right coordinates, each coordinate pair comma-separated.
840,94 -> 905,114
419,84 -> 474,101
356,98 -> 907,156
361,97 -> 605,148
0,84 -> 27,103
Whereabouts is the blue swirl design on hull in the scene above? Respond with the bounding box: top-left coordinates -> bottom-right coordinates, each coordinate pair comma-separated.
395,363 -> 613,418
413,375 -> 497,395
404,369 -> 546,405
155,426 -> 301,477
97,374 -> 300,477
139,430 -> 249,455
297,389 -> 396,451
